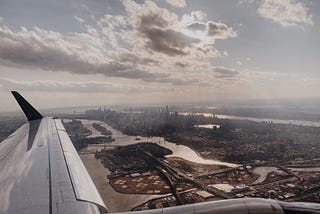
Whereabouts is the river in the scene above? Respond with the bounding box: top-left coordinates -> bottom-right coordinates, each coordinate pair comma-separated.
77,119 -> 320,202
288,167 -> 320,172
178,112 -> 320,127
217,114 -> 320,127
78,119 -> 237,211
252,167 -> 286,184
79,119 -> 237,167
194,124 -> 221,129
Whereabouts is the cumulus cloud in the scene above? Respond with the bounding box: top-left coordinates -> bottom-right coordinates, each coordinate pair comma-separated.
166,0 -> 187,8
142,27 -> 199,56
123,0 -> 195,57
123,1 -> 236,58
117,53 -> 159,65
207,21 -> 237,39
185,20 -> 237,40
187,22 -> 206,31
181,11 -> 207,24
0,26 -> 169,82
180,12 -> 237,47
214,67 -> 239,78
258,0 -> 313,27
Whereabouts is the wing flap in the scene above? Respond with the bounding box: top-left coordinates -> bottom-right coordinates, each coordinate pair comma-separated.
54,119 -> 107,212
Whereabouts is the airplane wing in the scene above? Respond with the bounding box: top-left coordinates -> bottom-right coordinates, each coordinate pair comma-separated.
0,91 -> 108,214
1,92 -> 320,214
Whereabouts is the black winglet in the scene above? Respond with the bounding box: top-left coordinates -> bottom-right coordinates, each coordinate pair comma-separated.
11,91 -> 43,121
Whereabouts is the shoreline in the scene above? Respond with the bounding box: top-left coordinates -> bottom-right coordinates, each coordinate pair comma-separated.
79,152 -> 163,212
79,119 -> 238,168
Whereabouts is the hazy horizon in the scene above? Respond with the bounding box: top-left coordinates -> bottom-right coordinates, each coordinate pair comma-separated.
2,95 -> 320,116
1,0 -> 320,112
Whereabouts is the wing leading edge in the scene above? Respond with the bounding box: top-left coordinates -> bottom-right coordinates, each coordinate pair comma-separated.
0,92 -> 107,214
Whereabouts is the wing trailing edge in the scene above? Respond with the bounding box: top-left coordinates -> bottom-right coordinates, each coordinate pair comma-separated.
11,91 -> 43,121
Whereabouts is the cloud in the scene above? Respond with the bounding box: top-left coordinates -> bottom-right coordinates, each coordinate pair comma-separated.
0,0 -> 238,87
258,0 -> 313,27
236,61 -> 243,65
136,12 -> 195,56
207,21 -> 237,39
141,27 -> 200,56
214,67 -> 239,78
74,16 -> 85,23
124,2 -> 236,59
117,53 -> 159,65
0,26 -> 170,82
180,11 -> 237,45
123,0 -> 179,26
181,11 -> 207,24
238,0 -> 257,4
165,0 -> 187,8
98,14 -> 127,28
0,24 -> 206,86
0,17 -> 4,23
187,22 -> 206,31
175,62 -> 187,68
123,0 -> 197,57
0,78 -> 173,93
97,14 -> 128,48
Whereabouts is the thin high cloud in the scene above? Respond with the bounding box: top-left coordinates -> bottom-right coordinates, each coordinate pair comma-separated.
0,78 -> 173,93
74,16 -> 85,23
214,67 -> 239,78
258,0 -> 313,27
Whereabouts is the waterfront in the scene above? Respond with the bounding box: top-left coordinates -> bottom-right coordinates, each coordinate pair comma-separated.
178,112 -> 320,127
71,116 -> 320,209
252,167 -> 286,184
79,152 -> 163,212
81,120 -> 106,138
79,119 -> 237,167
217,114 -> 320,127
77,119 -> 320,187
194,124 -> 221,129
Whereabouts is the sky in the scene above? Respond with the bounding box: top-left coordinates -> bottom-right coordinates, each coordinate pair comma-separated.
0,0 -> 320,112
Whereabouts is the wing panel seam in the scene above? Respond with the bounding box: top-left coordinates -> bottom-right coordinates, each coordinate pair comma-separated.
53,119 -> 78,200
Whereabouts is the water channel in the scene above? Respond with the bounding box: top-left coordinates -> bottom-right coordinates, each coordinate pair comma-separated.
79,119 -> 237,168
178,112 -> 320,127
77,119 -> 320,194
